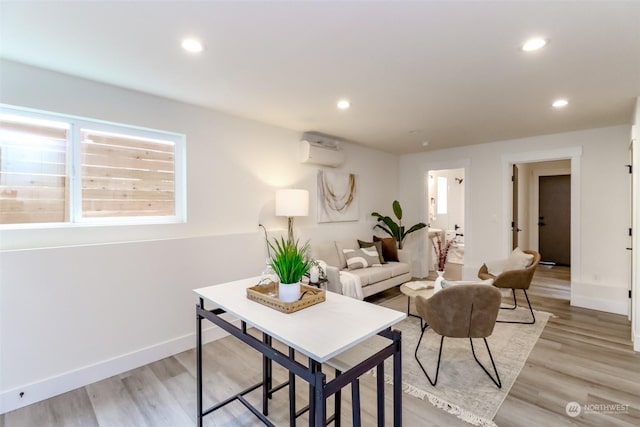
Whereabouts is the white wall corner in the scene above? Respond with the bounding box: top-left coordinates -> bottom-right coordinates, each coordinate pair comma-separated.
0,322 -> 236,415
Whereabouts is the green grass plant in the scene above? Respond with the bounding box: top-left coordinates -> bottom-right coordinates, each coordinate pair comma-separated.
269,237 -> 312,284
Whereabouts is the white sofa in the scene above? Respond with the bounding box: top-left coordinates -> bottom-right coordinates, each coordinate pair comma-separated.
310,238 -> 411,299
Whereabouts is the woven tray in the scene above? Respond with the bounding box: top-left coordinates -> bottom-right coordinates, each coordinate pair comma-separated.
247,282 -> 326,314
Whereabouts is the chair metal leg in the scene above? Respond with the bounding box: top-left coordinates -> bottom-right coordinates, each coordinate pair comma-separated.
497,289 -> 536,324
470,338 -> 502,388
499,289 -> 518,310
413,324 -> 444,386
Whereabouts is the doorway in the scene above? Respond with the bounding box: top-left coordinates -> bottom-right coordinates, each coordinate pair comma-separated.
539,174 -> 571,265
427,168 -> 465,276
512,160 -> 572,300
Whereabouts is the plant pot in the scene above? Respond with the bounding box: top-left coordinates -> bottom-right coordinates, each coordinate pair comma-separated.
279,281 -> 301,302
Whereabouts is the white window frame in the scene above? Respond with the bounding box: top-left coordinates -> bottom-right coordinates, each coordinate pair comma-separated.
0,104 -> 186,228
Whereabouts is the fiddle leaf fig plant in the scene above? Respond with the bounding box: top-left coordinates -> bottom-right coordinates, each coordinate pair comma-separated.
268,237 -> 312,284
371,200 -> 427,249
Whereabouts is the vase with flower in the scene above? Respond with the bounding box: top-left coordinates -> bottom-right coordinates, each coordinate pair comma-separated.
432,233 -> 456,291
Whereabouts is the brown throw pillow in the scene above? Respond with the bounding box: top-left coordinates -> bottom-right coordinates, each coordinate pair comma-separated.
358,239 -> 386,264
373,236 -> 399,262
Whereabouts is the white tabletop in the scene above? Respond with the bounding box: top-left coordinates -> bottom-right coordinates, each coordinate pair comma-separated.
195,277 -> 406,363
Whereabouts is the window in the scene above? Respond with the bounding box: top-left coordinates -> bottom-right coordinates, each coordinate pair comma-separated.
0,105 -> 185,226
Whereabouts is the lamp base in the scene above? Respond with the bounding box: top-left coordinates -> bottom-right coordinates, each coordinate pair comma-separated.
287,217 -> 295,242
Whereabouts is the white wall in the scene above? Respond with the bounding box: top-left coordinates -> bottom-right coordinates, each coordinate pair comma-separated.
0,61 -> 400,412
632,96 -> 640,351
399,126 -> 631,317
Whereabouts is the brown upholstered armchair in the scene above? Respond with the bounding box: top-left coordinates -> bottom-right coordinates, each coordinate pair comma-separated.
478,250 -> 541,324
414,284 -> 502,388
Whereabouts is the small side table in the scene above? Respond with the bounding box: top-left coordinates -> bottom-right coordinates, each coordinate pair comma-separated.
399,282 -> 435,325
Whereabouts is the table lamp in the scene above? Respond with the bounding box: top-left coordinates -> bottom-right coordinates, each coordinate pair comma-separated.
276,189 -> 309,242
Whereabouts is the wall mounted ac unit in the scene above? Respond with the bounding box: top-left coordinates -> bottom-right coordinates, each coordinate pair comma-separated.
300,133 -> 345,167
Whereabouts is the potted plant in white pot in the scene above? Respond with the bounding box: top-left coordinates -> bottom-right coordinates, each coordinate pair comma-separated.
269,237 -> 312,302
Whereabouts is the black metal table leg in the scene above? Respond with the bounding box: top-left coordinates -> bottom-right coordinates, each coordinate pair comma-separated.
314,368 -> 327,427
406,296 -> 424,328
393,330 -> 402,427
308,359 -> 320,426
196,298 -> 204,427
263,333 -> 272,415
376,363 -> 384,427
289,347 -> 296,426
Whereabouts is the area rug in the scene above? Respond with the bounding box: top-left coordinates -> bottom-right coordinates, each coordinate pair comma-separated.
378,296 -> 553,427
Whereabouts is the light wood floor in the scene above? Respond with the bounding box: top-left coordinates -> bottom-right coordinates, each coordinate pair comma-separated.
2,266 -> 639,426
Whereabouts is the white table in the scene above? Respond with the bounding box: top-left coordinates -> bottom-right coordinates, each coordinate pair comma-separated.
194,277 -> 406,426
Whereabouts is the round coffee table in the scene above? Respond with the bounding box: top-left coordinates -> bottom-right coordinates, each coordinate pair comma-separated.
399,281 -> 435,323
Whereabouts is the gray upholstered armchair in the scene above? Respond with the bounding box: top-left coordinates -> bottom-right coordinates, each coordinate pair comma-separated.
478,249 -> 540,324
414,284 -> 502,388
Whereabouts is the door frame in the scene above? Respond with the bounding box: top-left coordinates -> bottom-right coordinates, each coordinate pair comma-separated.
502,147 -> 582,305
422,158 -> 471,279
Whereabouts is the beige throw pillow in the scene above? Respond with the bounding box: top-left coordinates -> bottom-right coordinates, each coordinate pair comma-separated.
358,239 -> 386,264
487,248 -> 534,275
343,248 -> 382,270
506,247 -> 534,271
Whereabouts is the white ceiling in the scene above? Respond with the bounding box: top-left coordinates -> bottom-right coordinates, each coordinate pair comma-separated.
1,1 -> 639,154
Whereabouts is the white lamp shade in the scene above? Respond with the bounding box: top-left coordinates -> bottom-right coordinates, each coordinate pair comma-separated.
276,189 -> 309,217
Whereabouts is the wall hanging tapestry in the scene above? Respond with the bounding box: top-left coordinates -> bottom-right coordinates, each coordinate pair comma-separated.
317,170 -> 358,222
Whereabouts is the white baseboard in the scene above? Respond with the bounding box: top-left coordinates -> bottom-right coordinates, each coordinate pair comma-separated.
0,321 -> 237,415
571,295 -> 629,316
570,281 -> 630,316
635,333 -> 640,352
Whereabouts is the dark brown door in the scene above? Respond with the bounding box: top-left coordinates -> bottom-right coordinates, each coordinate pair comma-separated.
539,175 -> 571,265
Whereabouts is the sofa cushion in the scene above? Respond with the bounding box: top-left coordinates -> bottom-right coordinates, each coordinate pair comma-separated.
343,248 -> 382,270
348,266 -> 392,286
373,236 -> 399,262
358,239 -> 385,264
311,241 -> 341,269
335,239 -> 359,269
386,261 -> 410,277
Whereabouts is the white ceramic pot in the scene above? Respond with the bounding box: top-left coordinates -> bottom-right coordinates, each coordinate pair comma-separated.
279,281 -> 301,302
434,270 -> 445,293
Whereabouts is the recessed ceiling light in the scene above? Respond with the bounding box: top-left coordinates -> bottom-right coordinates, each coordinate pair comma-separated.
181,38 -> 203,53
421,140 -> 430,147
522,37 -> 548,52
552,99 -> 569,108
337,99 -> 351,110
